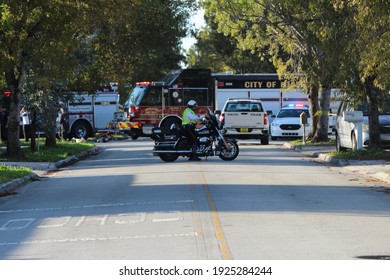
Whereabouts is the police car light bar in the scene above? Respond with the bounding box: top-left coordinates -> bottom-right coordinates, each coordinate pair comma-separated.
284,104 -> 307,108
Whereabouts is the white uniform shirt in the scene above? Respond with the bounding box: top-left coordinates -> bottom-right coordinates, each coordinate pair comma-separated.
186,111 -> 205,122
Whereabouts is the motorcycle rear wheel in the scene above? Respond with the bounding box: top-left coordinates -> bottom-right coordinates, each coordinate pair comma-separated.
218,140 -> 239,161
158,153 -> 179,162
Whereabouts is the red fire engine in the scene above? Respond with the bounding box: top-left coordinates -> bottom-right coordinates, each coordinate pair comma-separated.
121,69 -> 214,139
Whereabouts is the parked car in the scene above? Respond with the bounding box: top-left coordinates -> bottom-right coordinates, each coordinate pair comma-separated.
219,98 -> 269,144
335,99 -> 390,151
270,104 -> 310,140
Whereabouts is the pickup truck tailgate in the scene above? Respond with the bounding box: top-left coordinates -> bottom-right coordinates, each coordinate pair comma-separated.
224,112 -> 265,128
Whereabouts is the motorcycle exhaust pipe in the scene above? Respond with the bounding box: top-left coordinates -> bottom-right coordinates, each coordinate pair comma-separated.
153,150 -> 192,154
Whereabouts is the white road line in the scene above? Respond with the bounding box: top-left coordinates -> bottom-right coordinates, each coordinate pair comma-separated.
0,200 -> 194,214
0,219 -> 35,231
0,232 -> 198,246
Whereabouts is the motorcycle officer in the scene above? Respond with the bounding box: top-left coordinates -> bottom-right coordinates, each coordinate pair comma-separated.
182,100 -> 207,161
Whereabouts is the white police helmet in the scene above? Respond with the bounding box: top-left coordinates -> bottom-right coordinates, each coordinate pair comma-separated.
187,100 -> 198,108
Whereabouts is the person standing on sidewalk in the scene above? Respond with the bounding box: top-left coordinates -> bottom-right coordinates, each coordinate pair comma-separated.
59,107 -> 70,140
20,106 -> 31,142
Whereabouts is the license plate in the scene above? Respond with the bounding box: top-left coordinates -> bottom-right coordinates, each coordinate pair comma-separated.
164,135 -> 176,140
240,128 -> 249,132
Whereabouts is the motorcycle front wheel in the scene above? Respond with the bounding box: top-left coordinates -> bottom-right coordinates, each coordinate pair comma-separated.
218,140 -> 239,161
158,153 -> 179,162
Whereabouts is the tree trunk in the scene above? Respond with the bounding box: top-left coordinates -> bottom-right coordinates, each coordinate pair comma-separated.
364,77 -> 381,149
44,97 -> 59,148
5,71 -> 22,159
307,83 -> 320,139
313,85 -> 330,142
45,131 -> 57,147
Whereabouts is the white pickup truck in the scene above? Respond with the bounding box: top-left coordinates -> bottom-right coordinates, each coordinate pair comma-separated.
219,98 -> 269,144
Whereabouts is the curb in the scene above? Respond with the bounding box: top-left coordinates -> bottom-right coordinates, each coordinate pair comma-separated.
0,173 -> 41,196
0,146 -> 100,196
373,172 -> 390,184
52,146 -> 100,169
283,142 -> 349,167
315,153 -> 349,167
283,142 -> 390,186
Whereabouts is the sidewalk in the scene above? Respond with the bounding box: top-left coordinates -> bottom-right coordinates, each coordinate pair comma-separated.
284,143 -> 390,186
0,147 -> 100,196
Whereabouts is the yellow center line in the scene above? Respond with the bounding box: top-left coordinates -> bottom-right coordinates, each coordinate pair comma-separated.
198,168 -> 233,260
187,166 -> 207,259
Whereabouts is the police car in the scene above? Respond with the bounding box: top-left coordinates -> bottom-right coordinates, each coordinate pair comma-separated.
270,104 -> 310,140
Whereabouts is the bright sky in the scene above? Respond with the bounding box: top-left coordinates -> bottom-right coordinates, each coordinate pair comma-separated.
181,9 -> 205,50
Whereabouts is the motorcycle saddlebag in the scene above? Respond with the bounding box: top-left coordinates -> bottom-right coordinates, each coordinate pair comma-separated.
152,126 -> 181,141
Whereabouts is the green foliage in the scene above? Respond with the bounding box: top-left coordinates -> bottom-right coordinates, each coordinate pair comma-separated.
335,0 -> 390,95
0,164 -> 31,184
330,148 -> 390,161
290,139 -> 336,147
186,24 -> 275,73
0,0 -> 196,159
0,140 -> 94,162
203,0 -> 389,144
95,1 -> 198,105
204,0 -> 349,83
19,141 -> 94,162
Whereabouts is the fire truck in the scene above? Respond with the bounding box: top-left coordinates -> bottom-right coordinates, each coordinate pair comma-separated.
122,68 -> 214,139
67,91 -> 120,139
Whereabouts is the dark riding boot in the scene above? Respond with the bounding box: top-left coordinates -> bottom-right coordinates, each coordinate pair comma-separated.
189,144 -> 201,161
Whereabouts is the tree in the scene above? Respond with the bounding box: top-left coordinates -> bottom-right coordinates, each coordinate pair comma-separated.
203,0 -> 355,141
186,20 -> 275,73
82,0 -> 197,88
0,0 -> 96,157
0,0 -> 196,158
335,0 -> 390,149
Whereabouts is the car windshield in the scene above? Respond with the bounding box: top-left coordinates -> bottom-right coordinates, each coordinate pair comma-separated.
225,102 -> 263,112
124,86 -> 146,107
277,109 -> 310,118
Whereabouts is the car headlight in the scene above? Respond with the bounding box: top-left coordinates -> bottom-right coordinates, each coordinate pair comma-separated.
362,123 -> 369,132
271,122 -> 279,127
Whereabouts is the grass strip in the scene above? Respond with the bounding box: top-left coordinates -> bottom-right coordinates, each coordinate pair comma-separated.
329,148 -> 390,161
0,164 -> 31,184
22,142 -> 94,162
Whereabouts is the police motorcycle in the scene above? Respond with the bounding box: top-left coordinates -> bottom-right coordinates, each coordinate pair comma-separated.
152,107 -> 239,162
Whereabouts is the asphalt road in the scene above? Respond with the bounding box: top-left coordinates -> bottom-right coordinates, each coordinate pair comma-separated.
0,139 -> 390,260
